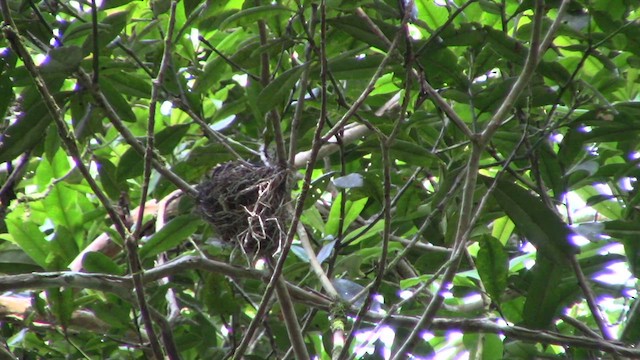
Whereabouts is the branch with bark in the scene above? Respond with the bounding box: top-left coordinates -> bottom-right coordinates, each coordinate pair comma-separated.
0,257 -> 636,357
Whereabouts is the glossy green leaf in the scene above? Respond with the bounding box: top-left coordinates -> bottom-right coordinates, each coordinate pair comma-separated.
139,214 -> 201,259
476,235 -> 508,304
40,46 -> 83,74
4,217 -> 49,269
82,251 -> 124,275
46,287 -> 74,329
325,195 -> 368,237
491,216 -> 515,245
102,71 -> 152,98
257,63 -> 308,115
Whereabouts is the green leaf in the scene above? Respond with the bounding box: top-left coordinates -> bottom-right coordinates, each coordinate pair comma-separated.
522,254 -> 575,329
102,71 -> 152,98
0,246 -> 40,274
82,251 -> 124,275
491,216 -> 514,245
257,63 -> 308,115
5,217 -> 49,269
482,175 -> 577,264
476,235 -> 508,304
139,214 -> 201,259
218,5 -> 294,29
0,101 -> 52,163
100,78 -> 136,122
538,144 -> 566,199
117,124 -> 191,180
40,46 -> 83,74
325,195 -> 368,237
328,16 -> 396,50
574,185 -> 622,220
343,220 -> 385,246
622,298 -> 640,343
82,11 -> 129,55
96,157 -> 127,199
37,150 -> 82,232
46,287 -> 74,329
303,171 -> 335,209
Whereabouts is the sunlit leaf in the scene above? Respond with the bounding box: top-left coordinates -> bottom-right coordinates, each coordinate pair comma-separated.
139,214 -> 201,259
476,235 -> 508,304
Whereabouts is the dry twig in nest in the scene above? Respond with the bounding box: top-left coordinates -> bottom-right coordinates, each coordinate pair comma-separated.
196,161 -> 289,256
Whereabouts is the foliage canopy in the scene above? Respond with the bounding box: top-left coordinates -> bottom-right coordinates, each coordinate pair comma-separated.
1,0 -> 640,358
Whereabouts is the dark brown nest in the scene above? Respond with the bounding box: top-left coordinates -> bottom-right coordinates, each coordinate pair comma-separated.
196,161 -> 289,255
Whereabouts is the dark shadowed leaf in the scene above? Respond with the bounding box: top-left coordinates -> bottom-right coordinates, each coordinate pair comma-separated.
482,175 -> 577,264
117,124 -> 191,180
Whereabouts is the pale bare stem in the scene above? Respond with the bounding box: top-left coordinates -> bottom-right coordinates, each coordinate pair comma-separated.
539,0 -> 572,55
342,169 -> 464,307
559,314 -> 603,339
287,64 -> 312,166
274,277 -> 310,359
294,124 -> 371,168
354,7 -> 392,48
232,1 -> 332,358
198,35 -> 260,81
0,152 -> 29,200
120,2 -> 182,357
386,170 -> 465,272
469,124 -> 530,227
90,0 -> 99,84
338,36 -> 413,357
297,222 -> 338,298
337,137 -> 394,360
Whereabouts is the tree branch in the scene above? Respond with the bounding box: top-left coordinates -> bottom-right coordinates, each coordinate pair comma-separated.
0,258 -> 636,357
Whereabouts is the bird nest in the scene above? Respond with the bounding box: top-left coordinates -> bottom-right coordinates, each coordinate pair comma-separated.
196,161 -> 289,256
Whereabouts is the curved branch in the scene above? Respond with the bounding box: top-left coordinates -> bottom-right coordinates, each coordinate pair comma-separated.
0,257 -> 636,357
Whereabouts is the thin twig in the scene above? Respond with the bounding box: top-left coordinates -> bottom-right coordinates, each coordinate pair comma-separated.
287,6 -> 316,167
569,255 -> 614,340
90,0 -> 99,84
198,35 -> 260,81
257,18 -> 287,167
274,276 -> 310,359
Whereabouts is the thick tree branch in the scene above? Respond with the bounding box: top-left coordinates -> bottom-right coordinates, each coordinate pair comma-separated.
0,258 -> 636,357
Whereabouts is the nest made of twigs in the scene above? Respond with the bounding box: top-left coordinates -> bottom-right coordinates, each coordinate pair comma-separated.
196,161 -> 289,256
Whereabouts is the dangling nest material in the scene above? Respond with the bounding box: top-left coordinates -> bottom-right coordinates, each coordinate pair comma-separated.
196,161 -> 289,255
